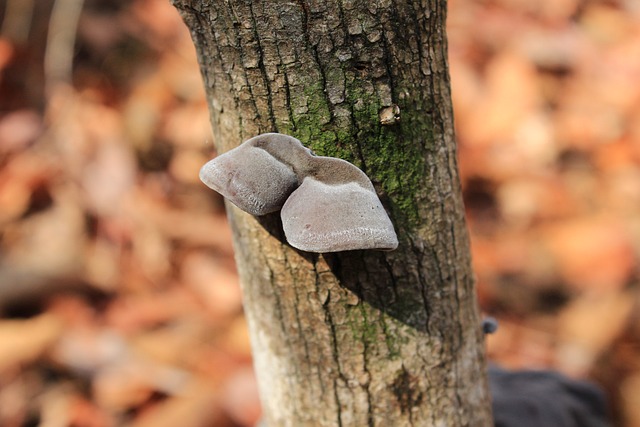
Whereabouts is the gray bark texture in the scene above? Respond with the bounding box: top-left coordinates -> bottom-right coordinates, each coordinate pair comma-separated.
172,1 -> 492,426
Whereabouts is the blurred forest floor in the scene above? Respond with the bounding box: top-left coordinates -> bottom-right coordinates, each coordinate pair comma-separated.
0,0 -> 639,426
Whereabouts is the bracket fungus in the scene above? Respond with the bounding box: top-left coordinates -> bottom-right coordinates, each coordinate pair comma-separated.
198,138 -> 299,216
199,133 -> 398,253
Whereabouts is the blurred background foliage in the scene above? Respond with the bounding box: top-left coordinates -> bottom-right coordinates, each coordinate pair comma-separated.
0,0 -> 638,426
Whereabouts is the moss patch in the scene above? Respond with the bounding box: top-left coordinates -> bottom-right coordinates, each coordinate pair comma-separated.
344,302 -> 407,359
279,74 -> 433,232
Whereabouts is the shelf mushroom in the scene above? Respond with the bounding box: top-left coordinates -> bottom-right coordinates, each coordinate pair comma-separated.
199,133 -> 398,253
198,135 -> 300,216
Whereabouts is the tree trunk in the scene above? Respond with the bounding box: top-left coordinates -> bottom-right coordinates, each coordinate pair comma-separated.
172,1 -> 492,426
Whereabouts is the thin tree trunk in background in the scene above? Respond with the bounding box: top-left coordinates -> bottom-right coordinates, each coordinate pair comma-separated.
172,1 -> 492,426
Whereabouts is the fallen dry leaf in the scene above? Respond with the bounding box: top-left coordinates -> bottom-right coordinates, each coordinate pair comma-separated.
0,110 -> 43,154
621,372 -> 640,427
541,216 -> 636,292
0,314 -> 63,372
180,251 -> 242,319
556,291 -> 635,376
124,380 -> 223,427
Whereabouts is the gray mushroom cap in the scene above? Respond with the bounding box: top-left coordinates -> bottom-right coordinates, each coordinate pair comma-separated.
199,141 -> 298,216
199,133 -> 399,252
281,177 -> 399,252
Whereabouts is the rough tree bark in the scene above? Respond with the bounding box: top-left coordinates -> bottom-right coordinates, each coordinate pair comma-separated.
172,1 -> 492,426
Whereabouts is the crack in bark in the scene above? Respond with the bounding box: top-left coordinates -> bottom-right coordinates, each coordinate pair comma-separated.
325,300 -> 346,427
310,260 -> 329,397
249,1 -> 278,132
450,220 -> 467,427
224,2 -> 261,137
378,4 -> 398,102
335,0 -> 370,171
392,364 -> 423,424
294,0 -> 336,132
410,239 -> 433,335
360,309 -> 375,427
363,255 -> 400,357
188,6 -> 243,140
269,5 -> 296,131
260,246 -> 305,421
283,250 -> 314,400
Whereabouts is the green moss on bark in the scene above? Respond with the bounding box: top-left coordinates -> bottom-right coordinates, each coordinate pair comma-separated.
280,77 -> 431,233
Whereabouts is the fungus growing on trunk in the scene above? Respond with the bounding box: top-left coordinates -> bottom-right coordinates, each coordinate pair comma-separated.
199,133 -> 398,253
198,139 -> 299,216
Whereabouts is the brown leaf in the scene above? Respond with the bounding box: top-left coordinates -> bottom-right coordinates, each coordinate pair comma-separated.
541,216 -> 635,291
621,372 -> 640,427
0,110 -> 43,154
556,291 -> 635,375
0,37 -> 14,71
220,367 -> 262,427
125,381 -> 223,427
0,315 -> 63,372
180,251 -> 242,318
